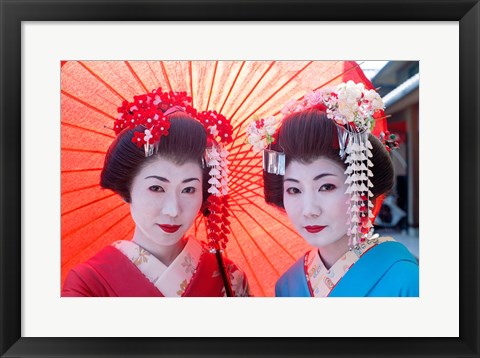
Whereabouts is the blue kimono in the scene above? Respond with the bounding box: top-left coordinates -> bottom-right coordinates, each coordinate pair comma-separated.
275,240 -> 419,297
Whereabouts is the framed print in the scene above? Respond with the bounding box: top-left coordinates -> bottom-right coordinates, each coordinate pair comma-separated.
1,0 -> 479,357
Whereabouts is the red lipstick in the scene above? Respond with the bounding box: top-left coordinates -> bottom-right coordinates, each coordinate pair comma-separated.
305,225 -> 326,233
159,224 -> 181,233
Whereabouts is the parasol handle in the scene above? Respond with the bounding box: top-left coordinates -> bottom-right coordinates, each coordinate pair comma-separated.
214,250 -> 234,297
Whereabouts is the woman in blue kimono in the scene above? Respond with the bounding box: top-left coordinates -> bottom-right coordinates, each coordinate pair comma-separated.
247,82 -> 419,297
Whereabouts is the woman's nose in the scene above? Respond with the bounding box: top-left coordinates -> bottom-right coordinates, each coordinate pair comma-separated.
161,193 -> 180,217
301,195 -> 321,217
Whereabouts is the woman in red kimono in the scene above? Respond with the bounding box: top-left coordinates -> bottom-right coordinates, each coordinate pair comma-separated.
62,90 -> 249,297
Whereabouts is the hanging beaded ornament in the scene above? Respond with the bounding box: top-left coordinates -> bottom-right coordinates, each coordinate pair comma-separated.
114,88 -> 233,252
247,81 -> 385,247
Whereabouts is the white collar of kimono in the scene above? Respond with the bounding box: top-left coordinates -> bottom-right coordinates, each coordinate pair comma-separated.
305,236 -> 394,297
112,236 -> 203,297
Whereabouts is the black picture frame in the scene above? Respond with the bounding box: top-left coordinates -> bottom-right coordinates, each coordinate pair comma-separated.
1,0 -> 479,357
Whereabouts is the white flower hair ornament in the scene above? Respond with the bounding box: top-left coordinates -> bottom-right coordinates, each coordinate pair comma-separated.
247,81 -> 386,247
246,115 -> 285,175
246,116 -> 281,152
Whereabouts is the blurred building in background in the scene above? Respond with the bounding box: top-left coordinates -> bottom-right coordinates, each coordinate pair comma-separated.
361,61 -> 419,257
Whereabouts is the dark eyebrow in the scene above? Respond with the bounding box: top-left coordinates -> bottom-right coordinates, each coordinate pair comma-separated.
284,173 -> 335,183
313,173 -> 336,181
144,176 -> 200,184
182,178 -> 200,184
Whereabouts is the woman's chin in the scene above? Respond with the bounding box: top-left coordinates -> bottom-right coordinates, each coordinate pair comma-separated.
154,234 -> 186,247
301,232 -> 348,250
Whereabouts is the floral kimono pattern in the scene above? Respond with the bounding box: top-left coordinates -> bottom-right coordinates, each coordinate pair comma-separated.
62,237 -> 249,297
275,237 -> 419,297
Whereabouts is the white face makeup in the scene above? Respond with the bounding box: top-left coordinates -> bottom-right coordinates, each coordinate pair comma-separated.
129,156 -> 203,250
283,157 -> 350,251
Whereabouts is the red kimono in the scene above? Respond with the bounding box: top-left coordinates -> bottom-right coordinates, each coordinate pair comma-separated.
62,238 -> 249,297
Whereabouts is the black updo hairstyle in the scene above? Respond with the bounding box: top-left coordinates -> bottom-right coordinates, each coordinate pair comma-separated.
263,108 -> 394,208
100,112 -> 211,215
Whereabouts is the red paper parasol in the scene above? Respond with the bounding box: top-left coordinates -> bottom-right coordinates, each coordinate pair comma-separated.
61,60 -> 386,296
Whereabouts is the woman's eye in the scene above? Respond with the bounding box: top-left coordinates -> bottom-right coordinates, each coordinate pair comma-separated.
319,183 -> 336,191
286,187 -> 301,194
182,187 -> 196,194
149,185 -> 164,192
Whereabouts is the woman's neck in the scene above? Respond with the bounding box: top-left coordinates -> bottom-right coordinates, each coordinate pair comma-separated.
132,233 -> 187,266
317,235 -> 350,270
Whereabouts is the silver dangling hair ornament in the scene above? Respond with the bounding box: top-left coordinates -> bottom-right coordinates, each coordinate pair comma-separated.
339,124 -> 376,247
262,148 -> 286,175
